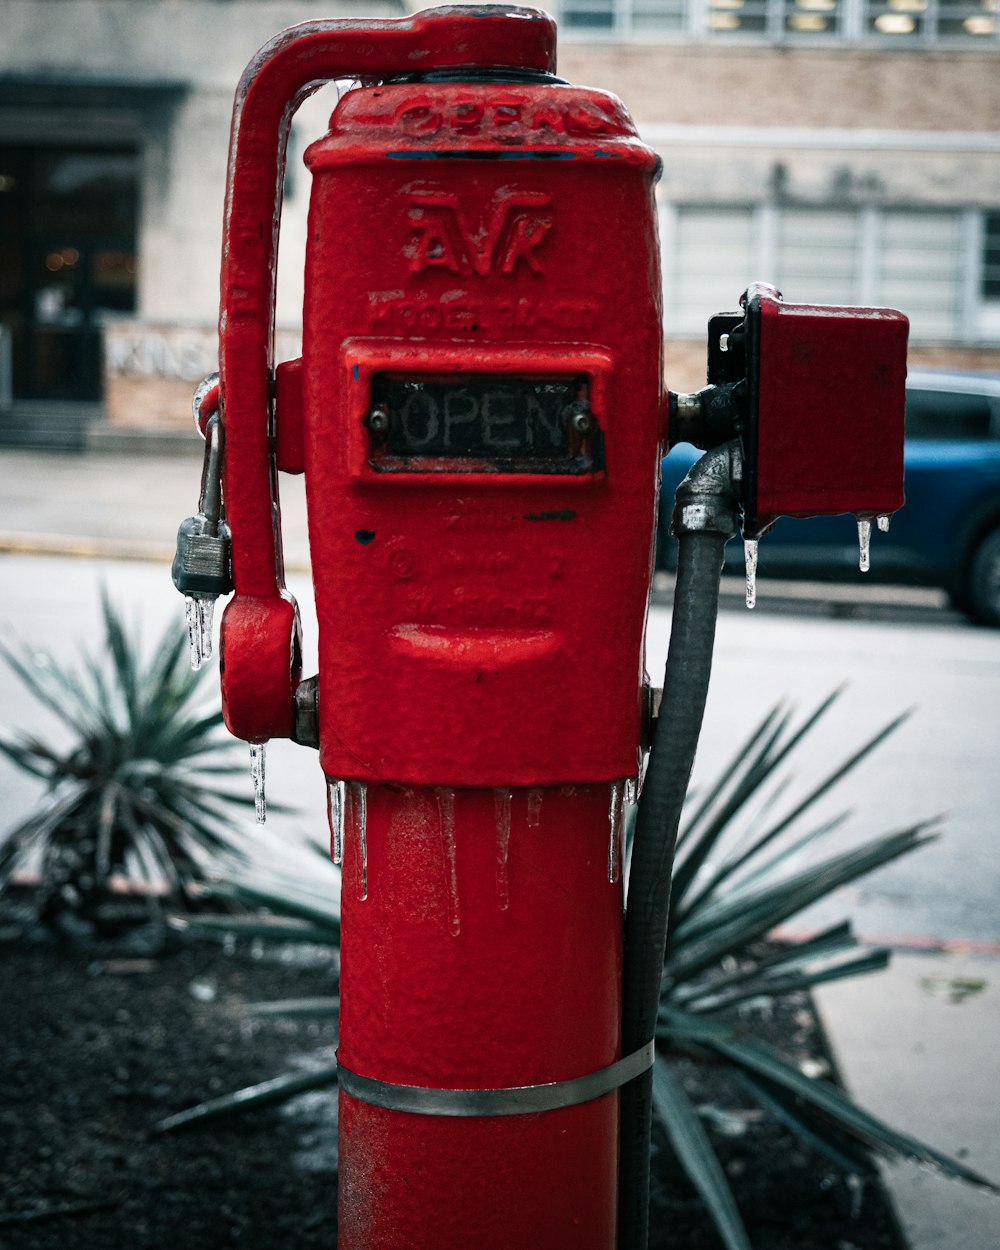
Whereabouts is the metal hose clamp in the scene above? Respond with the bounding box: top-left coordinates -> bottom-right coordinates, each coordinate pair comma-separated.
337,1040 -> 656,1118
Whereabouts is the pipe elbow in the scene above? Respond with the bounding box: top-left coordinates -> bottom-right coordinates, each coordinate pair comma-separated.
671,438 -> 743,540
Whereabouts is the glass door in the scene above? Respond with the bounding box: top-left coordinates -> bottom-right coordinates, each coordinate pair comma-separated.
0,145 -> 139,402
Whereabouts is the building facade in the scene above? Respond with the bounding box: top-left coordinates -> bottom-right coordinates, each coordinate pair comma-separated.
1,0 -> 998,445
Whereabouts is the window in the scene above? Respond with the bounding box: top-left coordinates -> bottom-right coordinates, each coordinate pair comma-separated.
553,0 -> 1000,40
774,210 -> 860,304
784,0 -> 844,36
562,0 -> 687,29
562,0 -> 616,28
867,0 -> 999,39
663,205 -> 994,343
664,207 -> 755,335
905,389 -> 994,440
704,0 -> 844,36
0,145 -> 139,402
983,212 -> 1000,302
706,0 -> 772,35
632,0 -> 688,30
875,212 -> 962,340
866,0 -> 927,39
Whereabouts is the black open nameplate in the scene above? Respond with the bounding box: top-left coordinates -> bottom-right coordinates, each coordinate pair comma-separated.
368,373 -> 603,474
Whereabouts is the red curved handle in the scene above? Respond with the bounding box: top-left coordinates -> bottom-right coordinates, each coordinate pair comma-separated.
220,6 -> 557,598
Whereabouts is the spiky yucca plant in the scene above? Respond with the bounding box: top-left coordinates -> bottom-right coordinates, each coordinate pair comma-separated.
648,692 -> 995,1248
158,692 -> 997,1248
0,593 -> 251,937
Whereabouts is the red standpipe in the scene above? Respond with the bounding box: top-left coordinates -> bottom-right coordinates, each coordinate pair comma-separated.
337,784 -> 622,1249
214,9 -> 665,1248
303,73 -> 663,1247
207,12 -> 910,1246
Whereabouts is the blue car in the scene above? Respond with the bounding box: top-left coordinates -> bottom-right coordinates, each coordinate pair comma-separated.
657,370 -> 1000,626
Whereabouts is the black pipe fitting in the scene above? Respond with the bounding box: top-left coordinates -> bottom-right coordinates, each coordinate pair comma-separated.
668,384 -> 745,451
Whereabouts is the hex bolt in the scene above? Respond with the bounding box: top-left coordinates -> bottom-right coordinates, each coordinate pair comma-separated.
367,407 -> 390,435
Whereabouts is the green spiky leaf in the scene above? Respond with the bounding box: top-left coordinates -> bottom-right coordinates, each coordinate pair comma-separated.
651,1054 -> 752,1250
710,1037 -> 999,1192
156,1062 -> 340,1133
247,997 -> 340,1017
0,592 -> 262,933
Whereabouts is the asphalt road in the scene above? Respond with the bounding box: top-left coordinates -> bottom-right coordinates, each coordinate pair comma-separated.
1,549 -> 997,947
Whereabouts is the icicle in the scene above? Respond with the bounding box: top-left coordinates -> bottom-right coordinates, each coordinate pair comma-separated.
744,539 -> 759,609
184,595 -> 215,670
608,780 -> 624,884
197,598 -> 214,663
249,743 -> 266,824
185,596 -> 203,670
494,789 -> 513,912
526,789 -> 543,829
184,596 -> 200,671
857,517 -> 872,572
349,781 -> 368,900
877,513 -> 891,533
435,788 -> 460,936
624,776 -> 638,807
326,778 -> 345,867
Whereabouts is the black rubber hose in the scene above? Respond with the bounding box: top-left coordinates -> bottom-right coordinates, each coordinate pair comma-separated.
618,444 -> 740,1250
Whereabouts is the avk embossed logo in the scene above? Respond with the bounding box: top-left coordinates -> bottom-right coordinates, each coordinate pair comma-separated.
405,189 -> 553,277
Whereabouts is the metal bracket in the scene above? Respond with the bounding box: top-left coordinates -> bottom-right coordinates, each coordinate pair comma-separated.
292,675 -> 320,749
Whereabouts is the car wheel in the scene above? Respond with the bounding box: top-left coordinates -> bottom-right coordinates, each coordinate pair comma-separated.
967,528 -> 1000,627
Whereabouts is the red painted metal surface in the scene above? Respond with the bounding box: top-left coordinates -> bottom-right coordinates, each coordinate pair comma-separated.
218,6 -> 558,741
746,283 -> 908,537
274,358 -> 305,476
219,592 -> 300,742
296,68 -> 662,1250
194,380 -> 220,437
215,11 -> 662,1248
221,7 -> 555,596
302,81 -> 662,788
337,784 -> 622,1249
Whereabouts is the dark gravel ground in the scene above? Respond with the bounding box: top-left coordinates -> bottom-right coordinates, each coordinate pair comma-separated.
0,933 -> 907,1250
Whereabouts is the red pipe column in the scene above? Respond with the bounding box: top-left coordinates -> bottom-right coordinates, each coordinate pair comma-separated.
208,10 -> 665,1245
337,783 -> 623,1250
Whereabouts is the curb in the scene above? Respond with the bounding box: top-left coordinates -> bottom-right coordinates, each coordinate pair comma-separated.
0,532 -> 175,564
775,926 -> 1000,956
0,533 -> 312,575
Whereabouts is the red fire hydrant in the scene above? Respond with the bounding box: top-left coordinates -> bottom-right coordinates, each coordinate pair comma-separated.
171,8 -> 908,1248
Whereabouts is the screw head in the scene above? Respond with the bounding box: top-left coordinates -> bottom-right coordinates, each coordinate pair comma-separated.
367,407 -> 390,435
570,407 -> 592,435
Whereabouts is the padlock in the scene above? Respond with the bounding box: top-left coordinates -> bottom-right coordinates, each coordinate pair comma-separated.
171,405 -> 233,669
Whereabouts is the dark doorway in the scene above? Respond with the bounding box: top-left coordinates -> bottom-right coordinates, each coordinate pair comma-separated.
0,144 -> 139,403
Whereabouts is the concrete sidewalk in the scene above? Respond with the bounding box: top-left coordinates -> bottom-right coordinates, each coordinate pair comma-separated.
816,951 -> 1000,1249
0,445 -> 313,570
2,446 -> 999,1248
